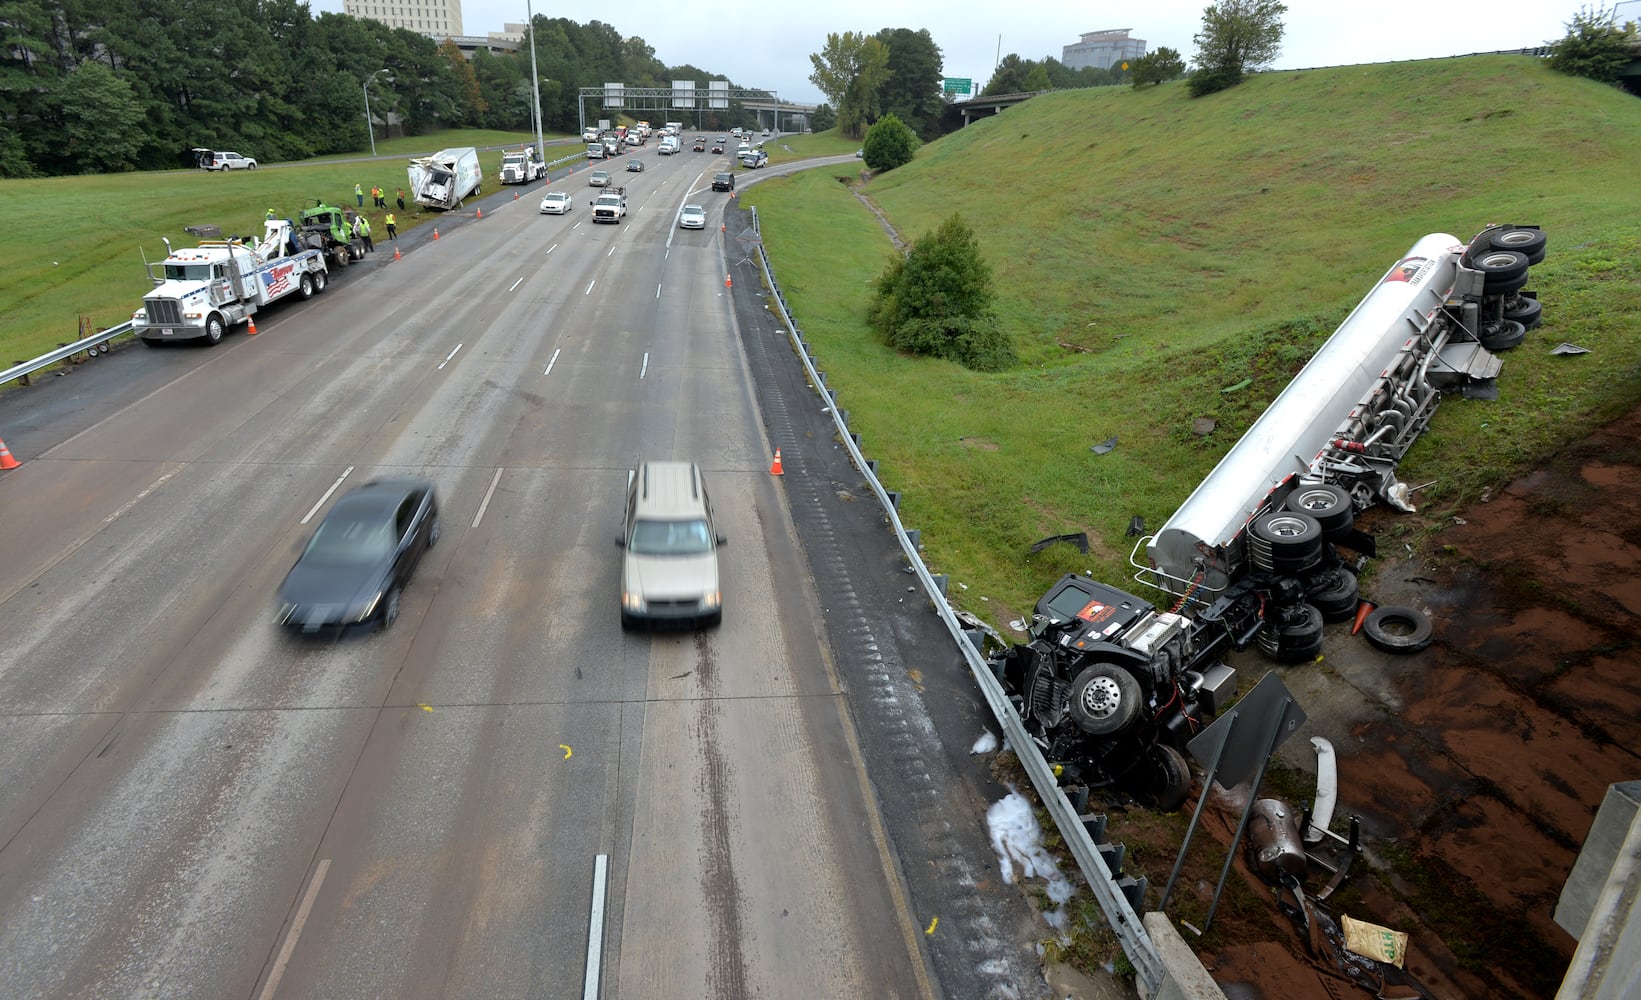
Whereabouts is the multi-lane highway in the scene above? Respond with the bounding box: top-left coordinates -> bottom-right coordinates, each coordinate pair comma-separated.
0,142 -> 1057,999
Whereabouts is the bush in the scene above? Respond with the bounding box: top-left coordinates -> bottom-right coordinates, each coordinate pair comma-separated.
860,113 -> 919,171
1187,64 -> 1245,97
1548,5 -> 1640,85
868,214 -> 1016,371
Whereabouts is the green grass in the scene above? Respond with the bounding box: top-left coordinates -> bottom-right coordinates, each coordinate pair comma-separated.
1,128 -> 543,364
744,56 -> 1641,623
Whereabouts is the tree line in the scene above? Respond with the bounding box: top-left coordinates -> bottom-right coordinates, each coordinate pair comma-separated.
0,0 -> 768,177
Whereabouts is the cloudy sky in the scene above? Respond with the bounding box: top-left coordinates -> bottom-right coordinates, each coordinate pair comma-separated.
311,0 -> 1584,105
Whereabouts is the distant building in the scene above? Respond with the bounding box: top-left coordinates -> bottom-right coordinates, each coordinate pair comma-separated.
342,0 -> 464,40
1063,29 -> 1148,71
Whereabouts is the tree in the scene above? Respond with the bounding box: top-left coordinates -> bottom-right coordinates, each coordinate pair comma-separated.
1548,5 -> 1640,84
55,60 -> 145,172
874,28 -> 945,140
868,214 -> 1015,372
1130,47 -> 1187,88
981,53 -> 1030,96
1023,63 -> 1052,91
808,31 -> 890,137
1190,0 -> 1287,97
860,112 -> 917,170
809,103 -> 836,132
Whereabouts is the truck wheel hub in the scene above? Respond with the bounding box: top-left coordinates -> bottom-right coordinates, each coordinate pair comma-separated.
1080,676 -> 1123,718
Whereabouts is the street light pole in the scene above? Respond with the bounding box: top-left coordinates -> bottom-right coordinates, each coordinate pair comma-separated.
525,0 -> 545,164
364,68 -> 390,157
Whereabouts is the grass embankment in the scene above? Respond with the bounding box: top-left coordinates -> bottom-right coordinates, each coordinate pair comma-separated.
1,129 -> 545,365
746,57 -> 1641,623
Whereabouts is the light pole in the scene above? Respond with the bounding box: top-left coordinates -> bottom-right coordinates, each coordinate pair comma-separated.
364,68 -> 391,157
525,1 -> 545,164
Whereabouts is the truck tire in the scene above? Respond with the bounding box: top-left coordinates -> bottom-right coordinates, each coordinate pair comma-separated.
1488,227 -> 1546,265
1503,296 -> 1541,330
1471,250 -> 1530,295
203,313 -> 225,345
299,274 -> 315,300
332,248 -> 348,269
1135,744 -> 1192,812
1250,511 -> 1324,573
1069,663 -> 1142,736
1283,485 -> 1353,538
1271,603 -> 1325,664
1362,605 -> 1433,654
313,271 -> 327,293
1306,570 -> 1360,623
1480,319 -> 1527,352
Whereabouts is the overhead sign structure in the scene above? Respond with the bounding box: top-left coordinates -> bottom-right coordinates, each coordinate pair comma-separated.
943,77 -> 972,95
709,80 -> 729,110
603,82 -> 624,109
672,80 -> 696,109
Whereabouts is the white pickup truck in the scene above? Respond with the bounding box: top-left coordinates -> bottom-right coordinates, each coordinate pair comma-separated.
590,187 -> 627,224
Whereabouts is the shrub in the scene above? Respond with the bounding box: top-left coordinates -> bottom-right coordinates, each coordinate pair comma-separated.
861,113 -> 919,171
869,214 -> 1016,371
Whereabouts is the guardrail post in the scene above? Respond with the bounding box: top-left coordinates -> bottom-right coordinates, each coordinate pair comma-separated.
930,573 -> 948,595
905,528 -> 920,549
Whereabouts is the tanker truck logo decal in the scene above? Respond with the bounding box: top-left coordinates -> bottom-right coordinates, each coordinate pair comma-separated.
1384,256 -> 1432,285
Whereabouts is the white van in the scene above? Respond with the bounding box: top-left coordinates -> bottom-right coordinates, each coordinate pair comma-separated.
658,136 -> 681,155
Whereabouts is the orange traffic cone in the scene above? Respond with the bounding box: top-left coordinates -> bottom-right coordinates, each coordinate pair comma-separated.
725,273 -> 732,289
1351,600 -> 1375,636
246,316 -> 258,336
433,227 -> 440,240
393,245 -> 401,261
0,437 -> 18,470
769,449 -> 784,476
514,191 -> 519,200
476,207 -> 483,219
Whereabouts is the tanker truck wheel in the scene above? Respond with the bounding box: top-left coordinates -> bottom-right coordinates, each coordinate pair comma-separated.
1251,511 -> 1324,573
1471,250 -> 1530,295
1306,570 -> 1360,623
1069,663 -> 1141,736
1480,319 -> 1527,352
1488,227 -> 1547,265
1503,296 -> 1541,330
1283,484 -> 1353,538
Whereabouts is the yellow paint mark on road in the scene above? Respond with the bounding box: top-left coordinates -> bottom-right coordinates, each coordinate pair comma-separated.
560,744 -> 573,760
419,704 -> 434,713
925,916 -> 938,936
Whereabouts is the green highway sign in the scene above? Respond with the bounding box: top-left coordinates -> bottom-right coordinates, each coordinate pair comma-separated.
943,77 -> 972,95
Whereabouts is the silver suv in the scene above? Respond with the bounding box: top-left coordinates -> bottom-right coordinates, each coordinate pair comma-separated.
618,462 -> 725,628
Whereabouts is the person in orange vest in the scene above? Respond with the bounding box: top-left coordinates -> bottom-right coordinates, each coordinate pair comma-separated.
396,186 -> 405,211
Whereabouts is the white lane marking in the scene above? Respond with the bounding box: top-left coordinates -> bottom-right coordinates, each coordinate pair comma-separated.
472,467 -> 504,528
606,245 -> 616,257
583,854 -> 609,1000
546,243 -> 558,256
257,858 -> 331,1000
437,343 -> 463,370
301,466 -> 355,524
585,280 -> 596,295
104,469 -> 180,525
639,353 -> 649,380
655,283 -> 661,299
544,348 -> 561,376
509,276 -> 524,292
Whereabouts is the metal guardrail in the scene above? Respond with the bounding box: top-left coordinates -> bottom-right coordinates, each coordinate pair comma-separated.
746,208 -> 1167,994
2,321 -> 133,388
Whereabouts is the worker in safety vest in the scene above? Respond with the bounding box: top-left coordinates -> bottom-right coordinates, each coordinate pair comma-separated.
384,212 -> 397,241
360,215 -> 374,252
265,208 -> 276,221
355,183 -> 364,207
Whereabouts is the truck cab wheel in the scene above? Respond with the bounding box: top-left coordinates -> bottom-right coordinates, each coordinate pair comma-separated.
1069,663 -> 1142,736
203,314 -> 224,345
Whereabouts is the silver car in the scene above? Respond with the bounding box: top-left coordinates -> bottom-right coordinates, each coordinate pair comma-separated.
618,462 -> 724,628
678,204 -> 706,230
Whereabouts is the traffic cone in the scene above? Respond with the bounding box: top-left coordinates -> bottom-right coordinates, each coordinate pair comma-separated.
476,207 -> 483,219
769,449 -> 784,476
1351,600 -> 1375,636
0,437 -> 18,470
393,246 -> 401,261
246,316 -> 258,336
514,191 -> 519,200
433,227 -> 440,240
725,273 -> 732,289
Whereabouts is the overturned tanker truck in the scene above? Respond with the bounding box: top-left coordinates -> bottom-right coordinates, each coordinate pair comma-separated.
988,225 -> 1548,810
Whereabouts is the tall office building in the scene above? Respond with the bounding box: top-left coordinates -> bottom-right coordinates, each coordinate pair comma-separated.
1062,29 -> 1148,71
343,0 -> 464,40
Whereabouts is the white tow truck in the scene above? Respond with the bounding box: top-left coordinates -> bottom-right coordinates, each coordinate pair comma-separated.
499,146 -> 546,184
132,219 -> 330,346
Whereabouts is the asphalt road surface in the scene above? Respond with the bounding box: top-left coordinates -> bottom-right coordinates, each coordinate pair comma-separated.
0,147 -> 1056,999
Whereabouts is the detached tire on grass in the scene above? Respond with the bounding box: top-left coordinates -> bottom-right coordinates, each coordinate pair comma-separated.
1362,605 -> 1433,654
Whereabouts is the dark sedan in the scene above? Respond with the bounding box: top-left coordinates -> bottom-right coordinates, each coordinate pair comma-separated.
277,478 -> 440,635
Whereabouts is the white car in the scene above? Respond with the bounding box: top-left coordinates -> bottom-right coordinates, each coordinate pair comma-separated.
678,204 -> 706,230
540,191 -> 573,214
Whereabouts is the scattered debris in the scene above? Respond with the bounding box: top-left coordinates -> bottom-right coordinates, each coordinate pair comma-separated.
1126,515 -> 1145,538
1090,436 -> 1118,455
1192,417 -> 1217,436
1550,342 -> 1590,356
1029,532 -> 1090,554
1221,377 -> 1253,393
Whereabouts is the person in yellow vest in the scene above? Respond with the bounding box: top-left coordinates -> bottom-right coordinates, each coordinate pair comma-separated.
265,208 -> 276,221
384,211 -> 397,241
356,214 -> 374,253
355,183 -> 364,207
